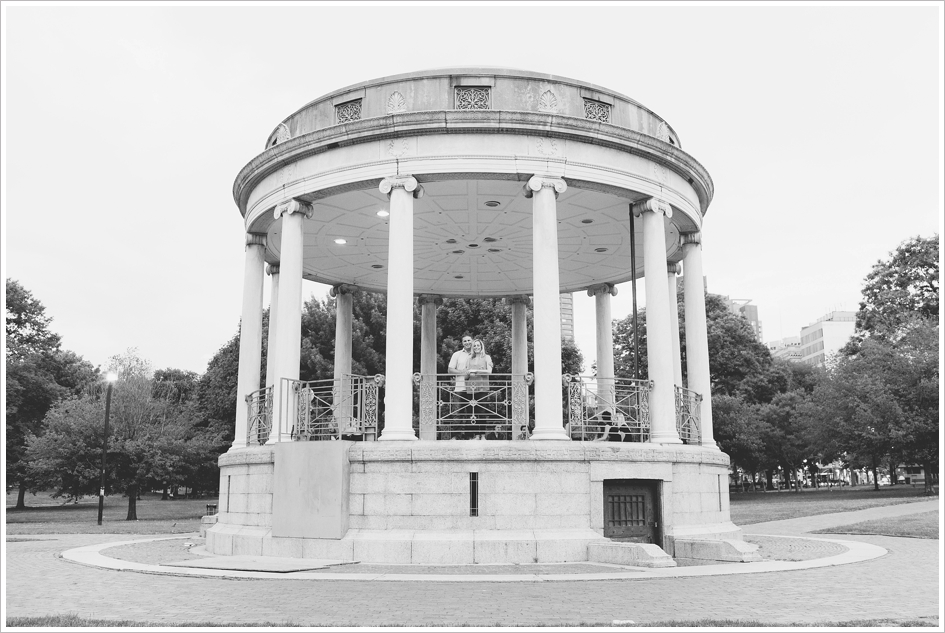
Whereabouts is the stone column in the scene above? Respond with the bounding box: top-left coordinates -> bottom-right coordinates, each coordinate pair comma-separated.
418,294 -> 442,440
682,232 -> 717,449
231,234 -> 267,451
331,284 -> 356,436
588,283 -> 617,410
270,199 -> 312,442
525,175 -> 569,440
378,175 -> 423,441
507,295 -> 531,439
667,262 -> 683,387
632,198 -> 681,444
265,264 -> 280,390
508,295 -> 529,378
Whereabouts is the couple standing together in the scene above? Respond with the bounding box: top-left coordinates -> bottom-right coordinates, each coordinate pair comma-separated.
447,335 -> 493,393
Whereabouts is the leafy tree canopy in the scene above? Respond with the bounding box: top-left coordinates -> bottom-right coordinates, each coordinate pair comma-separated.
853,234 -> 939,341
5,279 -> 98,508
27,350 -> 222,519
613,290 -> 772,397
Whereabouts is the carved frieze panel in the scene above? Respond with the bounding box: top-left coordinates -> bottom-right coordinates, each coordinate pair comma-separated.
336,99 -> 362,123
455,87 -> 491,110
583,99 -> 611,123
538,89 -> 558,113
387,91 -> 407,114
536,137 -> 559,157
657,121 -> 671,143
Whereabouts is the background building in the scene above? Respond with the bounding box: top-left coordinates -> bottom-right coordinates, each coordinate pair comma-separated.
560,293 -> 574,341
768,336 -> 802,361
798,311 -> 856,366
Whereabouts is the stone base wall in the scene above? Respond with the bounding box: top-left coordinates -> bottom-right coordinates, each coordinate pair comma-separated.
207,441 -> 741,563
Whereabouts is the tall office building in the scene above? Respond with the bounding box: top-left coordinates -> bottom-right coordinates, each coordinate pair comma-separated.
560,292 -> 574,341
798,311 -> 856,366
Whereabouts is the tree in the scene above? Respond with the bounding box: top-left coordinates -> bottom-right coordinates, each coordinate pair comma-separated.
712,394 -> 766,486
26,350 -> 217,519
153,368 -> 199,404
6,279 -> 98,508
5,278 -> 60,361
613,291 -> 772,396
759,391 -> 817,492
847,234 -> 939,348
811,332 -> 925,491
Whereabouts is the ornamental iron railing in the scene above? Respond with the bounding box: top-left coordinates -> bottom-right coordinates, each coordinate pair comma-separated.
245,386 -> 273,445
413,373 -> 534,440
675,386 -> 702,445
291,374 -> 385,441
564,375 -> 652,442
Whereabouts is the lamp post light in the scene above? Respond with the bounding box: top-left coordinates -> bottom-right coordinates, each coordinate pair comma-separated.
97,372 -> 118,526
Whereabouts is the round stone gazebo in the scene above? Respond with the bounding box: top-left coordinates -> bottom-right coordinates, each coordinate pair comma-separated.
206,68 -> 758,566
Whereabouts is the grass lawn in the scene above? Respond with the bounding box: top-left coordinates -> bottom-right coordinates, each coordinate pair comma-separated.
729,485 -> 935,525
813,509 -> 939,539
5,490 -> 215,535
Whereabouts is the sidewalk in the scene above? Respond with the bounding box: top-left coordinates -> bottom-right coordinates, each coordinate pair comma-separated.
4,500 -> 940,626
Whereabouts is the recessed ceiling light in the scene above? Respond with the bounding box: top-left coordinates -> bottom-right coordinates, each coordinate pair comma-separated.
582,219 -> 594,224
484,201 -> 501,207
445,239 -> 457,244
488,248 -> 501,253
334,238 -> 347,245
376,210 -> 390,217
452,250 -> 465,254
483,237 -> 497,243
371,264 -> 383,269
595,247 -> 608,253
468,243 -> 479,248
454,275 -> 464,279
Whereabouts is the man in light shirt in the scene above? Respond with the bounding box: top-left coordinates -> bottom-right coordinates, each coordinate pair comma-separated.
447,335 -> 473,424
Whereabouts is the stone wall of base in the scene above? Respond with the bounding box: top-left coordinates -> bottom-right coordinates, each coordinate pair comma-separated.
209,441 -> 738,564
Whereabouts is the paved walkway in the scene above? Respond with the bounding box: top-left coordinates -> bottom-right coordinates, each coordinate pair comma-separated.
4,500 -> 941,626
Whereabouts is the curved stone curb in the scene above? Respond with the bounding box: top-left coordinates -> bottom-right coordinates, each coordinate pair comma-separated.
61,533 -> 887,582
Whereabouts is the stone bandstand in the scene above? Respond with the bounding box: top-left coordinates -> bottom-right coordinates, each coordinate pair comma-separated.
206,68 -> 758,566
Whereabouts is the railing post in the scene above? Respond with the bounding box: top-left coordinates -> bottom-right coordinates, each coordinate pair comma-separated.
511,373 -> 533,440
416,373 -> 437,440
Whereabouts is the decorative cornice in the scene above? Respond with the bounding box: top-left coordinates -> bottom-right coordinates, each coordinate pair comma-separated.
233,111 -> 714,217
329,283 -> 359,297
680,231 -> 702,246
379,175 -> 424,199
631,197 -> 673,218
586,283 -> 618,298
273,199 -> 314,220
523,175 -> 567,199
266,264 -> 279,276
246,234 -> 267,248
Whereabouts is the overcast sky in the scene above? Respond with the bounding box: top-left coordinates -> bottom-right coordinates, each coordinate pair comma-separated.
2,3 -> 942,375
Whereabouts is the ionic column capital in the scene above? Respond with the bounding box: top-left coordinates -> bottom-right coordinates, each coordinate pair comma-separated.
680,231 -> 702,246
523,175 -> 567,199
667,262 -> 682,275
329,283 -> 359,297
504,295 -> 532,308
274,198 -> 314,220
246,233 -> 267,248
266,264 -> 279,276
631,197 -> 673,218
417,294 -> 443,307
379,175 -> 424,199
586,283 -> 618,297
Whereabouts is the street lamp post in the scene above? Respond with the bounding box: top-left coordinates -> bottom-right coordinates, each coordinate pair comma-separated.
97,373 -> 118,526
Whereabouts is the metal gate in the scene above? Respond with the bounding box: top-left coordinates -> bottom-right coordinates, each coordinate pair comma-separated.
603,479 -> 660,544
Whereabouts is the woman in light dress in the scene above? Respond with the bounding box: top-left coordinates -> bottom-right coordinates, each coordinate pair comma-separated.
466,339 -> 493,437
